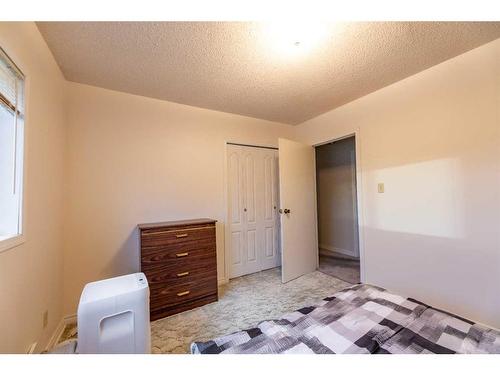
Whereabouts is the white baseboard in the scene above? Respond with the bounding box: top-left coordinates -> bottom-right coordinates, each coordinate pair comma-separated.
64,314 -> 77,325
44,314 -> 77,352
44,319 -> 65,352
27,342 -> 38,354
319,244 -> 358,259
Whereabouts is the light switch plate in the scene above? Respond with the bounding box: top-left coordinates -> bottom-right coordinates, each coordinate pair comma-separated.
378,183 -> 385,193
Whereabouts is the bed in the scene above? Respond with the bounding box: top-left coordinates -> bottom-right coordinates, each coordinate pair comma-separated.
190,284 -> 500,354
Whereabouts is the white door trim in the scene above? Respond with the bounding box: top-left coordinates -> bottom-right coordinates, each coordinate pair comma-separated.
313,129 -> 366,283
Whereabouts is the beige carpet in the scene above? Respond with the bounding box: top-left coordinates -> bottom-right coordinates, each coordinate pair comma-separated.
58,267 -> 351,354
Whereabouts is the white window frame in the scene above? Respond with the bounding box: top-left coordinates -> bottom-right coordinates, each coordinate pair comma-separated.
0,46 -> 27,253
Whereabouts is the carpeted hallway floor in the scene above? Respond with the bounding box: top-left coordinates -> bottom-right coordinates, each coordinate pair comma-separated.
318,254 -> 360,284
58,267 -> 350,354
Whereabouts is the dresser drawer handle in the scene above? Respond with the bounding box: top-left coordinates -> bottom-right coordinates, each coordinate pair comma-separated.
176,233 -> 188,238
177,291 -> 190,297
177,271 -> 189,277
176,252 -> 189,257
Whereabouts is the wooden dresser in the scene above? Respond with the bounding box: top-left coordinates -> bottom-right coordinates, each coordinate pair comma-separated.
138,218 -> 218,321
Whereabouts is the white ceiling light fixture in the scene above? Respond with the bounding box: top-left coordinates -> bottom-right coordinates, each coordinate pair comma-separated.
261,20 -> 330,60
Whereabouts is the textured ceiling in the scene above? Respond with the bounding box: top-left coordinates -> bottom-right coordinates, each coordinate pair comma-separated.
37,22 -> 500,125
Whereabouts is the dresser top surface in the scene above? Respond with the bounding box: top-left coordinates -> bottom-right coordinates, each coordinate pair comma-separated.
138,218 -> 217,230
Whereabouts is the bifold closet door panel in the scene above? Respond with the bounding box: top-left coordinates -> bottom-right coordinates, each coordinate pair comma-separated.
227,145 -> 262,278
227,145 -> 246,278
242,147 -> 261,276
227,146 -> 245,277
260,149 -> 281,270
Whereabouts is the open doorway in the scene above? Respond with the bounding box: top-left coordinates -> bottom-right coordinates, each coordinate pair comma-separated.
315,135 -> 360,284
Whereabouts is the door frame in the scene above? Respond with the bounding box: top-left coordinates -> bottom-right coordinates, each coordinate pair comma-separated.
313,130 -> 366,283
223,141 -> 280,284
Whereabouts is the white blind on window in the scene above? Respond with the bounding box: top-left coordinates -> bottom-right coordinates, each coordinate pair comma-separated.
0,48 -> 24,115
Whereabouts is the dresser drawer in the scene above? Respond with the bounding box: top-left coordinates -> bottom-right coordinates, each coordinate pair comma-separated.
141,225 -> 215,247
149,275 -> 217,310
141,244 -> 216,270
143,257 -> 216,286
141,235 -> 215,259
141,232 -> 215,255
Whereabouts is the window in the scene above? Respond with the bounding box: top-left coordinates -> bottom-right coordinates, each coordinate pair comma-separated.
0,48 -> 25,251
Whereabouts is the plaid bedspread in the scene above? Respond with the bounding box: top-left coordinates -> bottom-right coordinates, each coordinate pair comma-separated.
190,284 -> 500,354
378,306 -> 500,354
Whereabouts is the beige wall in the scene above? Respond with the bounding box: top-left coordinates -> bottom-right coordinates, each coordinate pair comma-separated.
63,82 -> 294,314
0,23 -> 67,352
296,38 -> 500,328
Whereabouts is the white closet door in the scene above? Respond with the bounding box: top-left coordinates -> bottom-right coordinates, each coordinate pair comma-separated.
227,144 -> 281,279
260,149 -> 280,270
227,145 -> 262,278
227,145 -> 246,278
242,147 -> 260,275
